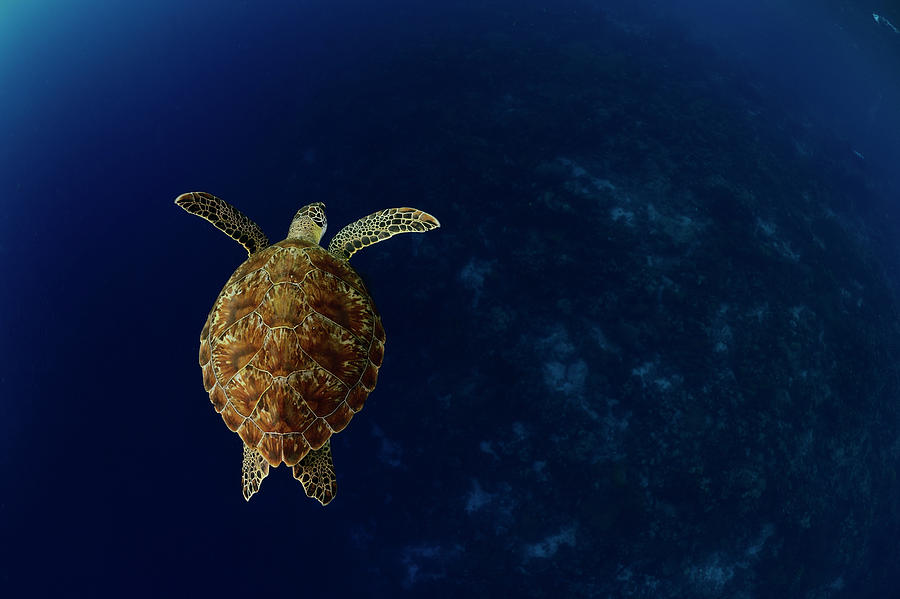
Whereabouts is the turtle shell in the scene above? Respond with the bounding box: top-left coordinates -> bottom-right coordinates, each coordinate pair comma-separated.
198,238 -> 385,467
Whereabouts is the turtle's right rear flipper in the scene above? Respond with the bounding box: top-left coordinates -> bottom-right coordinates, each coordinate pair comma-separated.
292,440 -> 337,506
175,191 -> 269,256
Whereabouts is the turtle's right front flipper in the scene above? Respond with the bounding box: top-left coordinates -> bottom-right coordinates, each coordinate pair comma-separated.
176,191 -> 269,256
327,207 -> 440,261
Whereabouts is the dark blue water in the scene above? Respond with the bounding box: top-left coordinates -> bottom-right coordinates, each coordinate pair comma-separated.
4,0 -> 900,596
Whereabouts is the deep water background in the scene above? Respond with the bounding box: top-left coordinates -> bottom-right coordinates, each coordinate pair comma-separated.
3,0 -> 900,597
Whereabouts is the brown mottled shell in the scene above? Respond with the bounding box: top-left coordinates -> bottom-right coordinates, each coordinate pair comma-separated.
199,239 -> 385,468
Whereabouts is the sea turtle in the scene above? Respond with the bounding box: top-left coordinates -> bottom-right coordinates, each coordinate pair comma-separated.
176,191 -> 439,505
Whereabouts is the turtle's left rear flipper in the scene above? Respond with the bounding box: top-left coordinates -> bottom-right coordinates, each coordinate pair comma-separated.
241,444 -> 270,501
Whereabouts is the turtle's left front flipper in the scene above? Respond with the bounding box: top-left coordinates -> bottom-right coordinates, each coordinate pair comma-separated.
175,191 -> 269,256
327,207 -> 440,261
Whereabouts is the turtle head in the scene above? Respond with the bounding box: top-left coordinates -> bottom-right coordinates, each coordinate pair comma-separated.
287,202 -> 328,244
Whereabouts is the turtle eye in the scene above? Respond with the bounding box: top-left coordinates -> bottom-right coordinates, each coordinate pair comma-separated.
314,210 -> 327,232
306,203 -> 327,232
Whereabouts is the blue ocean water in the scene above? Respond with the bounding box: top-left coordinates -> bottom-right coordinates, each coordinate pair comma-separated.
3,0 -> 900,596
